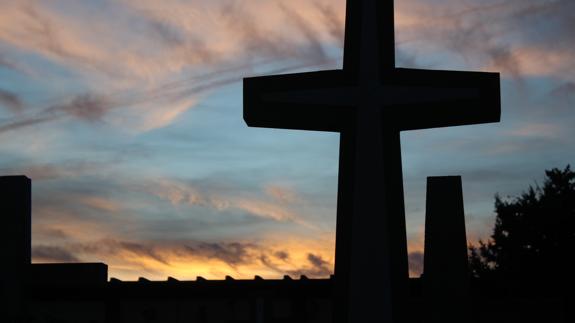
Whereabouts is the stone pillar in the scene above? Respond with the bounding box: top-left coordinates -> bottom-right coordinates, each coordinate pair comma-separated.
423,176 -> 469,323
0,176 -> 31,321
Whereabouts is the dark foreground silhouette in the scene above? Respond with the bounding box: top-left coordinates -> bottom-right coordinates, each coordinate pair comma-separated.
2,175 -> 573,323
3,0 -> 572,321
469,167 -> 575,303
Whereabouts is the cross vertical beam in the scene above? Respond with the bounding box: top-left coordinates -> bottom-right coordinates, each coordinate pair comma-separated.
344,0 -> 395,76
334,121 -> 408,323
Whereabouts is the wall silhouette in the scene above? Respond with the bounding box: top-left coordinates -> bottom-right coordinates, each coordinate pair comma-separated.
1,175 -> 572,322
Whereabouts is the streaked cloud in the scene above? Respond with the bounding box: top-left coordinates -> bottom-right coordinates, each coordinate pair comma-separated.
507,122 -> 562,139
408,251 -> 424,277
78,196 -> 122,213
182,242 -> 255,267
397,0 -> 575,81
32,236 -> 336,280
265,184 -> 300,204
0,0 -> 344,135
0,89 -> 23,113
234,198 -> 301,223
2,0 -> 574,280
0,160 -> 107,180
32,245 -> 80,263
1,0 -> 571,136
138,177 -> 310,225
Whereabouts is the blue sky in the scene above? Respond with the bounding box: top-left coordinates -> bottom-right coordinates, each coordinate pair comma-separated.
0,0 -> 573,279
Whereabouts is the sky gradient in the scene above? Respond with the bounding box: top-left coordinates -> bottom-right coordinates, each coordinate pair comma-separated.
0,0 -> 574,280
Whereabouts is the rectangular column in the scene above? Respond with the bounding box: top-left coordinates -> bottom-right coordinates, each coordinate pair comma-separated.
423,176 -> 469,323
0,176 -> 31,320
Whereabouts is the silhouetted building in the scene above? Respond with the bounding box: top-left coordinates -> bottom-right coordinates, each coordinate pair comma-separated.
0,176 -> 337,323
1,176 -> 572,323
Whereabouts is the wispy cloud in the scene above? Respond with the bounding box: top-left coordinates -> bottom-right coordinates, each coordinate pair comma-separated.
305,253 -> 332,276
397,0 -> 575,81
0,114 -> 56,134
1,0 -> 572,135
0,89 -> 24,113
82,239 -> 171,265
0,0 -> 343,135
550,82 -> 575,109
32,245 -> 81,263
0,54 -> 23,72
78,196 -> 122,213
507,122 -> 562,139
264,184 -> 300,204
0,160 -> 108,180
408,251 -> 424,277
3,0 -> 570,136
4,0 -> 574,282
182,242 -> 256,268
31,236 -> 335,280
138,177 -> 310,225
315,2 -> 345,45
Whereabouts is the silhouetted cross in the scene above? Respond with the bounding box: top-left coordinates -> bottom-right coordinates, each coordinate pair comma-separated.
243,0 -> 500,322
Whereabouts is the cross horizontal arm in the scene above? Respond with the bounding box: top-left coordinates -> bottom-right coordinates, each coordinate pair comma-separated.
244,70 -> 354,132
244,68 -> 500,132
389,68 -> 501,131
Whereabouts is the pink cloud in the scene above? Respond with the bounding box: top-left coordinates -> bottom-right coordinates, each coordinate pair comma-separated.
139,177 -> 309,225
3,0 -> 571,137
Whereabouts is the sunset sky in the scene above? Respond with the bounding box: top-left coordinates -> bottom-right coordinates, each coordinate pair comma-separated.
0,0 -> 573,280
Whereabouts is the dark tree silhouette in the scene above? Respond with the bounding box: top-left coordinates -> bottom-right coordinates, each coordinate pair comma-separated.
469,165 -> 575,283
